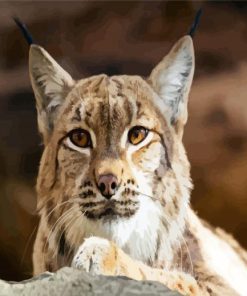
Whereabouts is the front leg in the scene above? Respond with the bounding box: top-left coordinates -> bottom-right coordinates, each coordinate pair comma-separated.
71,237 -> 207,296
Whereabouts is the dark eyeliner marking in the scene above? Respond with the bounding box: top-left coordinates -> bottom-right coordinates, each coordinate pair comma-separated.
71,107 -> 81,122
151,130 -> 171,169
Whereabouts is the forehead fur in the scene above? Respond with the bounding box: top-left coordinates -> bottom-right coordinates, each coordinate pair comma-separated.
55,74 -> 168,138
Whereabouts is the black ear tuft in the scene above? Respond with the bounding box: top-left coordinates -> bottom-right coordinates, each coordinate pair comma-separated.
188,8 -> 203,38
13,16 -> 34,45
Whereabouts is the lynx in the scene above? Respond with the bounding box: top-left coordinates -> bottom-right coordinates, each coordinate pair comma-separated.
30,36 -> 247,295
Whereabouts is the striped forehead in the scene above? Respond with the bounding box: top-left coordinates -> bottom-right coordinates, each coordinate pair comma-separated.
69,76 -> 141,120
63,75 -> 158,141
70,76 -> 132,126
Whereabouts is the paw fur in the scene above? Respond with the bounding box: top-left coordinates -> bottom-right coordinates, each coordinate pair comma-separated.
71,236 -> 119,276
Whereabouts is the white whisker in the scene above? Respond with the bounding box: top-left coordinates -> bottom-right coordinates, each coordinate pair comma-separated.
43,207 -> 76,266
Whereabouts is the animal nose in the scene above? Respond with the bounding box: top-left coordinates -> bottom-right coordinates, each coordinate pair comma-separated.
97,174 -> 119,199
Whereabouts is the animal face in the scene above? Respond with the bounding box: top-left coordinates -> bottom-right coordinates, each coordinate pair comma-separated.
47,75 -> 173,220
30,36 -> 194,253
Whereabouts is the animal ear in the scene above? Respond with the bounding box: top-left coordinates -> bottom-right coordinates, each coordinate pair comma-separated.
149,36 -> 194,133
29,45 -> 74,142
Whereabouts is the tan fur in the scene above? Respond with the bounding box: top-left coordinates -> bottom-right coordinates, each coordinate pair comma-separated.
29,36 -> 247,295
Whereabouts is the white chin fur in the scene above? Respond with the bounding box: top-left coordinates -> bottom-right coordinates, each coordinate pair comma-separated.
80,194 -> 162,263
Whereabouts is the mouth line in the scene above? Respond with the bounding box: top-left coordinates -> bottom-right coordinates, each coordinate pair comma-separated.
97,202 -> 118,216
84,207 -> 118,220
100,208 -> 116,217
83,203 -> 138,220
81,199 -> 138,209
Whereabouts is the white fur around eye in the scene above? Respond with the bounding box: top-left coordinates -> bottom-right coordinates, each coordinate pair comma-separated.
120,128 -> 154,153
88,128 -> 97,147
65,138 -> 91,156
120,129 -> 129,149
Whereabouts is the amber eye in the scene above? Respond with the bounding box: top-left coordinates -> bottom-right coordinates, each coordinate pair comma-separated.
68,129 -> 92,148
128,126 -> 148,145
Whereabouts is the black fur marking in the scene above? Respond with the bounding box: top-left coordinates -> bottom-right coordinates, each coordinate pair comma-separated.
159,134 -> 172,169
79,189 -> 96,199
71,107 -> 81,122
48,145 -> 60,191
116,200 -> 138,206
188,8 -> 202,38
84,208 -> 137,220
122,187 -> 138,197
45,262 -> 54,272
46,200 -> 57,226
154,232 -> 161,262
83,181 -> 93,187
58,232 -> 70,256
206,287 -> 213,293
82,201 -> 101,208
13,17 -> 34,45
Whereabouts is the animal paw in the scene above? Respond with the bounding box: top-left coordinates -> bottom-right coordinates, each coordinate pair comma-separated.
163,271 -> 207,296
71,236 -> 119,276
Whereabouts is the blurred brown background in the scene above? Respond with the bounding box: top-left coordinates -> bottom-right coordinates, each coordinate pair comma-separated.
0,1 -> 246,281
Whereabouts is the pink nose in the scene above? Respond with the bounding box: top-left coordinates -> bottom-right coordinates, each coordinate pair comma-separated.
97,174 -> 119,199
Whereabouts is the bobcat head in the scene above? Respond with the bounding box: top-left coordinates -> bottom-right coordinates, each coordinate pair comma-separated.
31,36 -> 194,266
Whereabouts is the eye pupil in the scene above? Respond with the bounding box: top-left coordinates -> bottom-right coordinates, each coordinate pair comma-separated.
77,134 -> 83,141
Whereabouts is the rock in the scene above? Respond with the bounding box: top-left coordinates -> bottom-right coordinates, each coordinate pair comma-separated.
0,267 -> 181,296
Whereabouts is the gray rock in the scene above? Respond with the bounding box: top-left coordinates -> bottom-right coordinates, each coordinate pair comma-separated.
0,267 -> 181,296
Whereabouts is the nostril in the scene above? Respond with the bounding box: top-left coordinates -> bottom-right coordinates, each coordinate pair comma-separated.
111,182 -> 117,190
99,183 -> 106,192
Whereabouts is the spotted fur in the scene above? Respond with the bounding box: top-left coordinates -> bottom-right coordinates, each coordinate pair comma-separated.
30,36 -> 247,295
